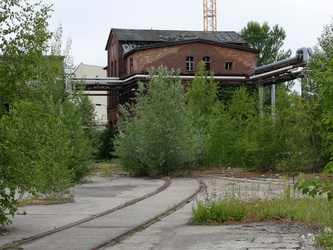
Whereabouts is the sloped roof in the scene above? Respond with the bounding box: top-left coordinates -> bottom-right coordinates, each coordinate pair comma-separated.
106,28 -> 247,49
123,38 -> 258,57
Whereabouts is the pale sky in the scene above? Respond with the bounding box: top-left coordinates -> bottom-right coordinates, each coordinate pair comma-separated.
42,0 -> 333,67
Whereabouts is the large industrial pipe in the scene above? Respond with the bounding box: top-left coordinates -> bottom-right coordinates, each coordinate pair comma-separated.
254,47 -> 313,74
296,47 -> 313,63
254,56 -> 298,74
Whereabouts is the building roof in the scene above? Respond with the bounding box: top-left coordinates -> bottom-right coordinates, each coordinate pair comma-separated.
123,38 -> 259,57
106,28 -> 247,50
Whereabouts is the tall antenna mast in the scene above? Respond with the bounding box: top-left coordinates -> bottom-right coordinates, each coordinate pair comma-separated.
203,0 -> 217,31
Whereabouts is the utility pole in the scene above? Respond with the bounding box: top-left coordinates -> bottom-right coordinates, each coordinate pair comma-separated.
203,0 -> 217,31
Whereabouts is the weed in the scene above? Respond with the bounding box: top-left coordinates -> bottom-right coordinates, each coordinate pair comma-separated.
191,183 -> 333,248
316,227 -> 333,247
0,244 -> 23,250
173,204 -> 177,211
96,161 -> 127,177
154,216 -> 161,222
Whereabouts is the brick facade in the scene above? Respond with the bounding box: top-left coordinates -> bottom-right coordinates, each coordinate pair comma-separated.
105,29 -> 258,127
127,42 -> 257,76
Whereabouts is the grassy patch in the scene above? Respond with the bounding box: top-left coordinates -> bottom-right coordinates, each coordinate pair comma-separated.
18,196 -> 74,206
0,244 -> 23,250
95,160 -> 127,177
191,187 -> 333,248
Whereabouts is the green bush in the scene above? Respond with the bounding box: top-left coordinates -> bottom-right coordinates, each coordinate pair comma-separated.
93,127 -> 115,160
115,67 -> 202,176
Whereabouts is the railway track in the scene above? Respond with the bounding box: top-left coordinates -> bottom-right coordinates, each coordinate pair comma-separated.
1,178 -> 205,250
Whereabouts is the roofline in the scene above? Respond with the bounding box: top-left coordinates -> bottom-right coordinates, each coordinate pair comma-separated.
105,28 -> 250,51
123,38 -> 259,57
105,28 -> 113,51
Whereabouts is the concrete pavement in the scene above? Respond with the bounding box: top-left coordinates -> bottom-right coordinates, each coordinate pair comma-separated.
0,176 -> 202,250
107,176 -> 321,250
0,175 -> 322,250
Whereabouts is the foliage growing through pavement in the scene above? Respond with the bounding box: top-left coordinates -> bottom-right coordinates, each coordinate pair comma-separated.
293,18 -> 333,204
316,227 -> 333,248
192,185 -> 333,248
114,67 -> 202,176
93,127 -> 115,160
0,0 -> 95,226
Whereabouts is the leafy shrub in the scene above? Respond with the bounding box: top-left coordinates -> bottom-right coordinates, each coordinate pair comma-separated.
115,67 -> 202,176
294,174 -> 333,201
93,126 -> 115,160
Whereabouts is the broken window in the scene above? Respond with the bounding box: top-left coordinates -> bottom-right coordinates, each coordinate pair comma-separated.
203,57 -> 211,71
225,62 -> 233,70
186,56 -> 194,71
130,58 -> 134,73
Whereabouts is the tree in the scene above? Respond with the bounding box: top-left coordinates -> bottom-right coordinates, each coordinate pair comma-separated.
114,67 -> 201,176
205,87 -> 260,168
0,0 -> 52,114
0,0 -> 96,225
238,22 -> 292,115
94,127 -> 115,160
303,19 -> 333,173
204,102 -> 238,167
239,21 -> 291,66
0,0 -> 53,226
186,61 -> 219,126
317,18 -> 333,58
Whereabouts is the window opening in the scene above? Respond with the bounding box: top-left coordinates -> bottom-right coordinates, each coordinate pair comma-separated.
130,58 -> 134,73
112,43 -> 116,56
186,56 -> 194,71
225,62 -> 233,70
203,57 -> 211,70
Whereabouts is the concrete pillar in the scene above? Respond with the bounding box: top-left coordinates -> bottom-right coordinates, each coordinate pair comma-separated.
270,84 -> 276,122
259,85 -> 264,115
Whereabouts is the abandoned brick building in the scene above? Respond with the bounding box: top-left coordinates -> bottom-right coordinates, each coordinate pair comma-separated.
104,28 -> 260,127
90,28 -> 310,127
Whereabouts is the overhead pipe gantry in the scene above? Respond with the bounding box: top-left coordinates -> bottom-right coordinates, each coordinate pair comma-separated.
73,48 -> 312,127
73,47 -> 313,93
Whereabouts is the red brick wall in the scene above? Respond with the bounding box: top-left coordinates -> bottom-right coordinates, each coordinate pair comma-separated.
105,38 -> 258,127
106,35 -> 128,77
127,43 -> 257,76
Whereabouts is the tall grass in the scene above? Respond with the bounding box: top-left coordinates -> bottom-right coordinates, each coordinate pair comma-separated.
192,187 -> 333,248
